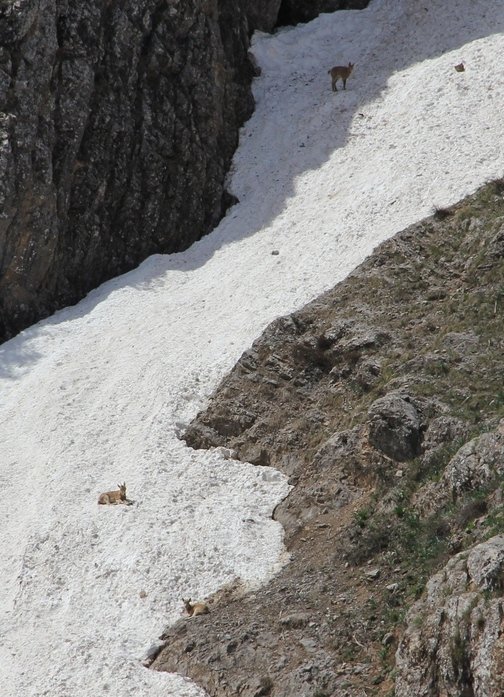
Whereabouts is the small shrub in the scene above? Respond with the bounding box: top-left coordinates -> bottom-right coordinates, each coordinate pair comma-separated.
488,176 -> 504,195
455,499 -> 488,529
433,206 -> 453,220
450,627 -> 466,677
354,506 -> 373,528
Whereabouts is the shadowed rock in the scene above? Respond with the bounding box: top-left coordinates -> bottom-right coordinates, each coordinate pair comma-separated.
367,391 -> 424,462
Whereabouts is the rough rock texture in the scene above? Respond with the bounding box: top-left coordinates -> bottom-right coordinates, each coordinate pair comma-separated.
413,422 -> 504,519
444,425 -> 504,499
153,182 -> 504,696
367,391 -> 425,462
0,0 -> 279,340
0,0 -> 372,342
395,536 -> 504,697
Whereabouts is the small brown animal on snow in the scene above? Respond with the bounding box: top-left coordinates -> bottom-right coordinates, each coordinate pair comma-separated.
98,482 -> 128,505
328,62 -> 354,91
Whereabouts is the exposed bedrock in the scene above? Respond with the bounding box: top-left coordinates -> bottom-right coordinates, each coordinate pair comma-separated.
396,535 -> 504,697
0,0 -> 371,342
0,0 -> 262,339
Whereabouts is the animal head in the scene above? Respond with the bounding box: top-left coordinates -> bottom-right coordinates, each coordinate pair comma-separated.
118,482 -> 126,498
348,62 -> 355,72
182,597 -> 193,613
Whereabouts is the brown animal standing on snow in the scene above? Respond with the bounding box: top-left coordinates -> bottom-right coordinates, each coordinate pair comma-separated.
182,597 -> 209,618
328,62 -> 354,91
98,482 -> 128,505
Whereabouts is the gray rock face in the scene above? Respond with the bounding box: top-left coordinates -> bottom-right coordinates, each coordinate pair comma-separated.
443,423 -> 504,500
0,0 -> 371,341
0,0 -> 287,341
367,391 -> 424,461
421,415 -> 468,453
396,536 -> 504,697
412,420 -> 503,522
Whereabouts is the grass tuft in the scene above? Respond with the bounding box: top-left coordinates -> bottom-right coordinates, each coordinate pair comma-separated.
433,206 -> 453,220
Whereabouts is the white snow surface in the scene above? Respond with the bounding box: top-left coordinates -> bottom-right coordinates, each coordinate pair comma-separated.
1,0 -> 504,694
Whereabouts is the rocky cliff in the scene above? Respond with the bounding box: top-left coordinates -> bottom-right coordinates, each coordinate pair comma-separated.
152,180 -> 504,696
0,0 -> 275,340
0,0 -> 372,342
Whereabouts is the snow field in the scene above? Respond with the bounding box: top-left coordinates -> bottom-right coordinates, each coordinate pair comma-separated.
1,0 -> 504,695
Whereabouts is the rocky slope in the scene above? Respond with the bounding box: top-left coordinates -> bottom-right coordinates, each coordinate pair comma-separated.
152,180 -> 504,696
0,0 -> 371,343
